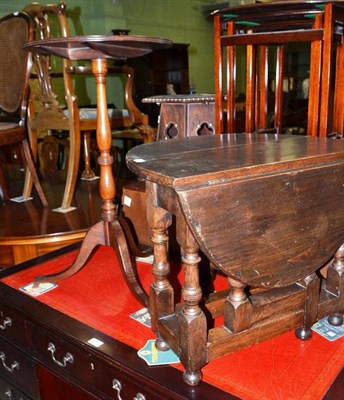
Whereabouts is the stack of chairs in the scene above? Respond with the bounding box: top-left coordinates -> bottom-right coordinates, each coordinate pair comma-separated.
212,0 -> 344,137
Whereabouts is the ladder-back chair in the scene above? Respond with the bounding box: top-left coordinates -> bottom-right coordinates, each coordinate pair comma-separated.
212,0 -> 344,137
23,2 -> 152,212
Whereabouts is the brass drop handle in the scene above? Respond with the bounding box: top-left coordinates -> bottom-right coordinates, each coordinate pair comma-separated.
0,317 -> 12,330
134,394 -> 146,400
112,378 -> 147,400
47,342 -> 74,367
112,379 -> 123,400
0,351 -> 19,373
5,388 -> 14,399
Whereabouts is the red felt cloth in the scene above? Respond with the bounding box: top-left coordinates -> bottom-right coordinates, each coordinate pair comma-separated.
2,246 -> 343,400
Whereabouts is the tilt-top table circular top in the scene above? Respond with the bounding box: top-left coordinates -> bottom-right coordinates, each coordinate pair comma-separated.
23,35 -> 172,60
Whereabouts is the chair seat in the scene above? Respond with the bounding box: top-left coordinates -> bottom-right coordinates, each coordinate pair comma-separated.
0,123 -> 26,146
0,122 -> 20,130
63,108 -> 129,120
112,127 -> 143,140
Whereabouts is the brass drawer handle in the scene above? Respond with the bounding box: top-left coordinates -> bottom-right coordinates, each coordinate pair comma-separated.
0,317 -> 12,330
0,351 -> 20,373
112,379 -> 147,400
47,342 -> 74,367
134,394 -> 146,400
5,388 -> 14,399
112,379 -> 123,400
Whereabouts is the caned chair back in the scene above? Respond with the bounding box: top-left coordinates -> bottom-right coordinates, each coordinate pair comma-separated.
0,12 -> 33,123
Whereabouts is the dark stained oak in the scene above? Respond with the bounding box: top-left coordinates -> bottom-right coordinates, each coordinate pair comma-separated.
127,133 -> 344,385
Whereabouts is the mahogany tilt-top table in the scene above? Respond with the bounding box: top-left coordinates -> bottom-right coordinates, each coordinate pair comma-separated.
23,35 -> 172,305
126,133 -> 344,386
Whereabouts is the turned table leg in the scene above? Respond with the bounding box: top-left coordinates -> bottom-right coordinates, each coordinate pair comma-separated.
146,182 -> 174,350
327,244 -> 344,326
295,273 -> 321,340
225,278 -> 253,333
177,220 -> 207,386
81,131 -> 96,180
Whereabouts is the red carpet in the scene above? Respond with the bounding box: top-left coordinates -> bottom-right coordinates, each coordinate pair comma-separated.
2,246 -> 343,399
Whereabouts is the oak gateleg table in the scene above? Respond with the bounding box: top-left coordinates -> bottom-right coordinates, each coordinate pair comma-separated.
23,35 -> 172,307
126,133 -> 344,386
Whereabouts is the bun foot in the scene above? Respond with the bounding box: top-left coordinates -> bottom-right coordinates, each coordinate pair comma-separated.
183,369 -> 202,386
155,337 -> 170,352
295,326 -> 313,340
328,314 -> 343,326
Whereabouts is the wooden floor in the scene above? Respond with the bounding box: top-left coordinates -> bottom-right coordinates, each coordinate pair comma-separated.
0,161 -> 135,268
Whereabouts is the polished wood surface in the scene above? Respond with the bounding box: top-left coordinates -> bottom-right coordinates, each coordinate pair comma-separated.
127,133 -> 344,386
0,164 -> 102,268
24,35 -> 172,60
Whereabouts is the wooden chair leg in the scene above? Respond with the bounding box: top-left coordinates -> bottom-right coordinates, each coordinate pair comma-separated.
0,164 -> 9,202
81,130 -> 96,180
245,31 -> 256,133
319,3 -> 334,137
226,21 -> 235,133
22,106 -> 37,200
326,244 -> 344,326
22,138 -> 48,207
59,113 -> 81,211
274,45 -> 284,134
307,14 -> 322,136
333,36 -> 344,135
214,14 -> 223,134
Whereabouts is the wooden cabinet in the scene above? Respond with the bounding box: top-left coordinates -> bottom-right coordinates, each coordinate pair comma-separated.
0,303 -> 39,400
128,43 -> 190,126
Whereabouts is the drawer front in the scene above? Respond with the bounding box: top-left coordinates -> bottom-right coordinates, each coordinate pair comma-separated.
31,324 -> 94,388
0,305 -> 28,348
0,338 -> 37,399
0,376 -> 32,400
93,359 -> 163,400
